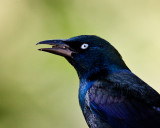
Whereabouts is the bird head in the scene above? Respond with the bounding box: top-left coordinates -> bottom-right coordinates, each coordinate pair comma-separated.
37,35 -> 129,79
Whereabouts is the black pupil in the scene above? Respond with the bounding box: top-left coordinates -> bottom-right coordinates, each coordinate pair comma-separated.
82,44 -> 87,48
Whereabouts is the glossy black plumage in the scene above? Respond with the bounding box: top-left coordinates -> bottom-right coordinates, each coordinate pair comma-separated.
37,35 -> 160,128
88,70 -> 160,128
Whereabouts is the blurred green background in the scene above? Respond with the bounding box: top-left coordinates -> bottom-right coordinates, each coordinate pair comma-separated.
1,0 -> 160,128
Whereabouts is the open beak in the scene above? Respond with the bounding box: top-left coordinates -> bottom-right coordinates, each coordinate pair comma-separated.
36,39 -> 74,58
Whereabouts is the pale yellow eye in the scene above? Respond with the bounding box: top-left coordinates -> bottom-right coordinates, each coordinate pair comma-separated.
81,43 -> 89,49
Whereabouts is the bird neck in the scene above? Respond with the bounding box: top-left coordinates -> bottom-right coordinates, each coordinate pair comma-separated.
77,64 -> 129,80
78,64 -> 129,110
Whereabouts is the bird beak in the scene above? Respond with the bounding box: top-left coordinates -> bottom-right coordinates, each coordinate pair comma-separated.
36,39 -> 75,58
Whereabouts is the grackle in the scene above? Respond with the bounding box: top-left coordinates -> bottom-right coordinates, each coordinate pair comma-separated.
37,35 -> 160,128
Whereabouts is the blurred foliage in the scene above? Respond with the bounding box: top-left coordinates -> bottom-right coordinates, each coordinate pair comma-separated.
0,0 -> 160,128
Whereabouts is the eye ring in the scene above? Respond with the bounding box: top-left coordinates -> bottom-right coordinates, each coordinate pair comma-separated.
81,43 -> 89,49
